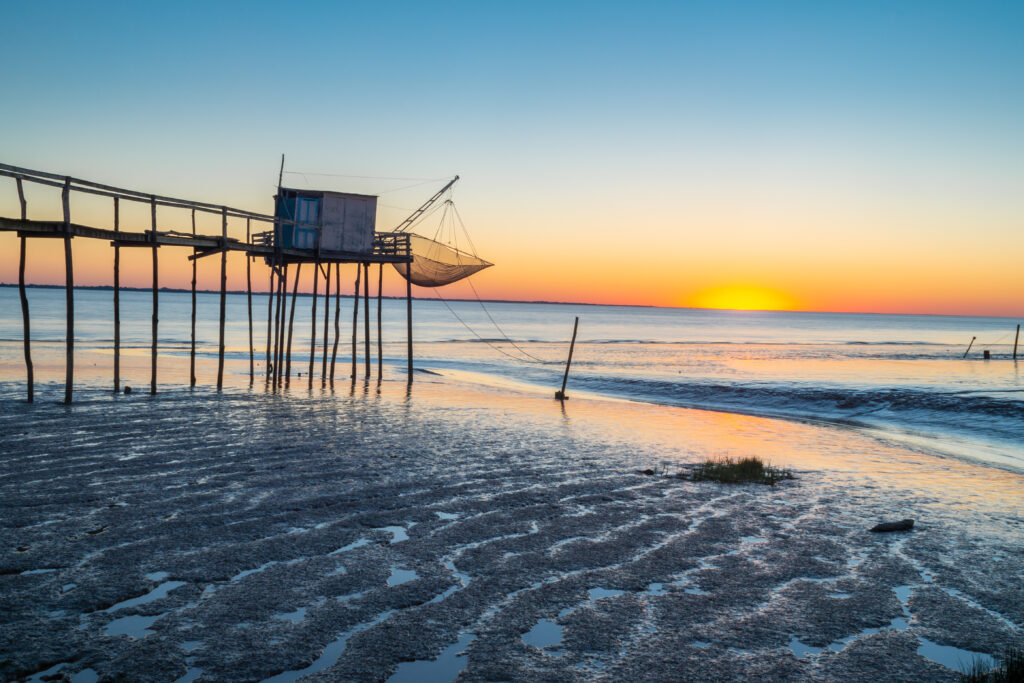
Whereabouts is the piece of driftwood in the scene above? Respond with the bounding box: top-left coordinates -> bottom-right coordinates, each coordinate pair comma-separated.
869,519 -> 914,533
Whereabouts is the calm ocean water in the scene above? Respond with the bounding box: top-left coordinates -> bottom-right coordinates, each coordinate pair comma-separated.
2,285 -> 1022,472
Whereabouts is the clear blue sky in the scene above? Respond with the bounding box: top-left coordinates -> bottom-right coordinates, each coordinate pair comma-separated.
2,1 -> 1022,313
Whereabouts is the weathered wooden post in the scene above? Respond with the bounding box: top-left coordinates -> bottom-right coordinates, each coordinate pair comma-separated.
352,266 -> 360,379
377,264 -> 383,382
963,336 -> 976,359
330,264 -> 340,383
555,317 -> 579,401
63,178 -> 74,404
406,273 -> 413,383
265,267 -> 274,386
217,207 -> 228,390
275,263 -> 288,389
113,197 -> 120,394
16,178 -> 33,403
190,209 -> 197,387
285,263 -> 301,384
321,263 -> 331,386
309,259 -> 320,390
150,196 -> 158,395
1014,324 -> 1020,361
246,218 -> 254,385
363,262 -> 370,379
272,263 -> 284,389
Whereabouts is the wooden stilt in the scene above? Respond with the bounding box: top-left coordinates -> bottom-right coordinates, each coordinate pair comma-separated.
272,262 -> 284,389
246,218 -> 254,385
113,197 -> 120,393
364,262 -> 370,379
321,263 -> 330,387
1014,324 -> 1020,361
406,273 -> 413,383
555,317 -> 579,401
285,263 -> 301,384
309,259 -> 319,390
150,197 -> 158,396
63,178 -> 74,404
16,178 -> 33,403
352,266 -> 360,380
377,264 -> 383,383
265,266 -> 274,386
190,209 -> 197,387
216,207 -> 227,390
331,264 -> 340,384
275,263 -> 288,389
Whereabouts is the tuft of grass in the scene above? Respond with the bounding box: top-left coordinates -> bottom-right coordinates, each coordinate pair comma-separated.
684,456 -> 794,486
962,646 -> 1024,682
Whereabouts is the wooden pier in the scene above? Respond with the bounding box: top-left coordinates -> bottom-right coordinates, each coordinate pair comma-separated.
1,162 -> 416,403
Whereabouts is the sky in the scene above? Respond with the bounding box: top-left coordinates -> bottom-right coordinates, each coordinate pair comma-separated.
1,0 -> 1022,316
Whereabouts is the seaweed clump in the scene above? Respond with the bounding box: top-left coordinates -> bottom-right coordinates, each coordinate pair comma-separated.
684,456 -> 794,486
962,646 -> 1024,683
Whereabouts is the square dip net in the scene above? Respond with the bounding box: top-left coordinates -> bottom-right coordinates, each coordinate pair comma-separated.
393,233 -> 493,287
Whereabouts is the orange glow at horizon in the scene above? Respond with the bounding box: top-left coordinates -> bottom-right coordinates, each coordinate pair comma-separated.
684,285 -> 800,312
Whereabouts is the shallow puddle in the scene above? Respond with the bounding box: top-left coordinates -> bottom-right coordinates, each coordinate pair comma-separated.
172,667 -> 203,683
387,568 -> 418,586
387,631 -> 476,683
588,588 -> 625,600
70,669 -> 98,683
105,613 -> 162,637
522,618 -> 563,651
918,637 -> 995,674
106,580 -> 186,612
273,607 -> 307,623
380,525 -> 409,543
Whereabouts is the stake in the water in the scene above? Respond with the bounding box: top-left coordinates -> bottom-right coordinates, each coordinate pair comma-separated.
555,317 -> 579,401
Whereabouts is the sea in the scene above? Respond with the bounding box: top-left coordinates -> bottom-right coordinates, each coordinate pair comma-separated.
1,285 -> 1022,473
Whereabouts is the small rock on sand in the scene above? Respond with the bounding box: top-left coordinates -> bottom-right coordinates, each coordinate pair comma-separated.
869,519 -> 914,533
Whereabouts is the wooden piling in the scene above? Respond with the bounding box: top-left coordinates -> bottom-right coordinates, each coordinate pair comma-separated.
275,264 -> 288,389
246,218 -> 254,385
113,197 -> 120,393
16,178 -> 33,403
963,336 -> 976,359
271,263 -> 284,389
406,274 -> 413,383
352,266 -> 360,379
150,197 -> 158,395
364,262 -> 370,379
1014,324 -> 1020,361
63,178 -> 74,404
190,209 -> 197,387
309,259 -> 319,390
285,263 -> 301,384
330,264 -> 340,383
321,263 -> 330,387
377,264 -> 383,383
216,207 -> 227,390
265,267 -> 274,386
555,317 -> 579,401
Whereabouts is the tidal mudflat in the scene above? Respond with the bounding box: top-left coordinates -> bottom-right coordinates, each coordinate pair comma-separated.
1,378 -> 1021,682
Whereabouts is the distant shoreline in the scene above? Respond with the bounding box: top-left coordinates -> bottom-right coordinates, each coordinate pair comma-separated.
0,283 -> 1018,319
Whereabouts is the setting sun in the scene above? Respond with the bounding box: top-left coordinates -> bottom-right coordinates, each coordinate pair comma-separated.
686,285 -> 799,312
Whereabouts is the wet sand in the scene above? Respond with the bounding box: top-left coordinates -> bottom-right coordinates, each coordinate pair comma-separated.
1,376 -> 1022,682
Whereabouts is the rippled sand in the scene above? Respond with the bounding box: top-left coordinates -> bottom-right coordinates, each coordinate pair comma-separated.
1,377 -> 1021,682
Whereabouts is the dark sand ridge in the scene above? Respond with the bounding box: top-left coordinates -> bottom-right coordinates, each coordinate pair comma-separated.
0,377 -> 1021,682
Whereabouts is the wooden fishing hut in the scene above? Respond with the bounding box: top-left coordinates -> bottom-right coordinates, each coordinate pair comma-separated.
0,161 -> 417,404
